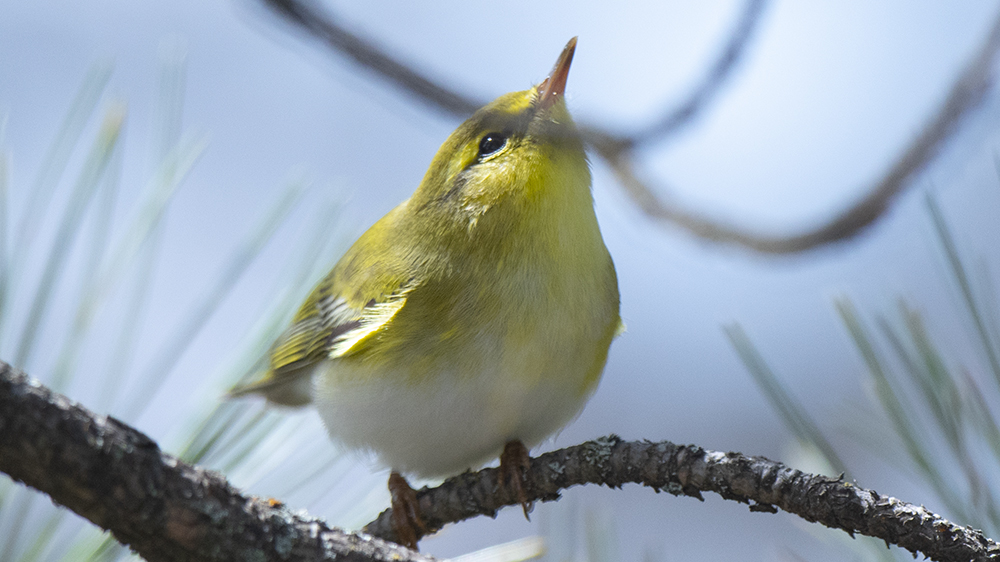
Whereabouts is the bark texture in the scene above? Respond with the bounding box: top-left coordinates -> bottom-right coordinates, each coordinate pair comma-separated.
0,362 -> 432,562
364,437 -> 1000,562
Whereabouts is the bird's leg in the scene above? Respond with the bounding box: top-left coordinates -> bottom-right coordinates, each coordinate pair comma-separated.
499,440 -> 533,519
388,471 -> 426,550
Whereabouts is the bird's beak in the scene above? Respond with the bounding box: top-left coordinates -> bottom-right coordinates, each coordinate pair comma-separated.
538,37 -> 577,110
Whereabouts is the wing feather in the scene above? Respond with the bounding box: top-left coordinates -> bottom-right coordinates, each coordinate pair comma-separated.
229,275 -> 411,405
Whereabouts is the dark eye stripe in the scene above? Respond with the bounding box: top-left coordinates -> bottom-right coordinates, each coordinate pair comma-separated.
478,133 -> 508,157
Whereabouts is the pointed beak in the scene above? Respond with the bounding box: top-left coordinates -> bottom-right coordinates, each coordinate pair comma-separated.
537,37 -> 577,110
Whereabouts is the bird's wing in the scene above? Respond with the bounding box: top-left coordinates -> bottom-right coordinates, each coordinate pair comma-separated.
228,273 -> 411,406
230,202 -> 416,405
269,291 -> 363,373
272,278 -> 414,368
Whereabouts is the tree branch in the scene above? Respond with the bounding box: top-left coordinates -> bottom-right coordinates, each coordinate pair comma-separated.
2,360 -> 998,561
255,0 -> 1000,254
0,362 -> 432,562
260,0 -> 483,117
364,436 -> 1000,561
626,0 -> 769,145
590,2 -> 1000,254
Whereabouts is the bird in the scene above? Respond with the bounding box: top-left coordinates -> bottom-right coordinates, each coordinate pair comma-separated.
230,37 -> 621,549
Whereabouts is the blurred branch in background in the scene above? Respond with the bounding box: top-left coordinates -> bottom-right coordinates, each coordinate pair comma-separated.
259,0 -> 1000,254
3,363 -> 997,562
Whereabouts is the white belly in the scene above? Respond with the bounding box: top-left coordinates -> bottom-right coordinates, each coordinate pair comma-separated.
312,337 -> 602,478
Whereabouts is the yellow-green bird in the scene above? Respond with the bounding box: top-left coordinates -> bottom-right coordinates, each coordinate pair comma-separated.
231,37 -> 621,548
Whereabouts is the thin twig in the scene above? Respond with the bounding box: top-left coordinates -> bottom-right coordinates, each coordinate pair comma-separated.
261,0 -> 482,117
628,0 -> 769,145
364,436 -> 1000,562
257,0 -> 1000,254
594,5 -> 1000,253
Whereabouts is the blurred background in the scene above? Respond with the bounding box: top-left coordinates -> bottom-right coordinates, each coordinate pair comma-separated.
3,0 -> 1000,560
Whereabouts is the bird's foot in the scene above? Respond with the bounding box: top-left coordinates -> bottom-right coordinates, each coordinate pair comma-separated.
388,471 -> 426,550
499,440 -> 533,519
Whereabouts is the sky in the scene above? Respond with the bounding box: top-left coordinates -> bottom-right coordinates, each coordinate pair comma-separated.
3,1 -> 1000,560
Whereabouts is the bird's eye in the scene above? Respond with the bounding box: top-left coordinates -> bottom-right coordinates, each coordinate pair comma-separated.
478,133 -> 508,157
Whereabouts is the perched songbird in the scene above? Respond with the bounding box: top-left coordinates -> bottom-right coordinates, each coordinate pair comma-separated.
231,37 -> 621,549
